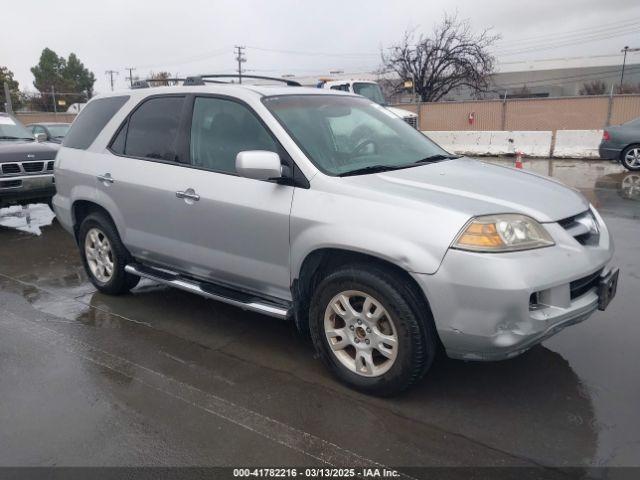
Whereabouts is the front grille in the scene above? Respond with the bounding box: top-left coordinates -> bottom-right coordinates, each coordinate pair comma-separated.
570,269 -> 602,299
1,163 -> 20,175
22,161 -> 45,173
558,210 -> 600,246
403,116 -> 418,129
46,161 -> 54,171
0,179 -> 22,189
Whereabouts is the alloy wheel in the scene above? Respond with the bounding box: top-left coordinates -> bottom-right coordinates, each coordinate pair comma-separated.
323,290 -> 399,377
624,147 -> 640,167
84,227 -> 114,283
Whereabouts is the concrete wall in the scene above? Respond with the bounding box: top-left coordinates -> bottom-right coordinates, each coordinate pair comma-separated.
424,129 -> 608,159
553,130 -> 603,158
15,112 -> 77,125
424,131 -> 552,157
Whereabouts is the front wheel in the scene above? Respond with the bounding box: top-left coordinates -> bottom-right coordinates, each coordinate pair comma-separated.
309,265 -> 437,396
621,145 -> 640,171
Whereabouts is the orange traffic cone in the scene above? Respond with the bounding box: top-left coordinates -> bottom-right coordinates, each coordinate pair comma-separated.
515,150 -> 523,169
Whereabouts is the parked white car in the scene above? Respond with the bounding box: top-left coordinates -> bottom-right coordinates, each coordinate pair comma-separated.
319,79 -> 418,129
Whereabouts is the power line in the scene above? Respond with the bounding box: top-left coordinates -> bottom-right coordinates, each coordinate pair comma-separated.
495,17 -> 640,47
105,70 -> 119,91
234,45 -> 246,83
496,26 -> 640,56
245,46 -> 379,57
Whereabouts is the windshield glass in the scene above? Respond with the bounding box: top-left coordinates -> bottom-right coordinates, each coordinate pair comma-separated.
353,82 -> 386,105
0,115 -> 34,140
46,124 -> 70,137
264,95 -> 450,176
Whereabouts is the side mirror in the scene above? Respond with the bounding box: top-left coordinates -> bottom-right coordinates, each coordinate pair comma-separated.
236,151 -> 282,181
34,133 -> 47,142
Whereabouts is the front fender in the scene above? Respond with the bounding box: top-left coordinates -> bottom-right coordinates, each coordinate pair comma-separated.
290,223 -> 444,280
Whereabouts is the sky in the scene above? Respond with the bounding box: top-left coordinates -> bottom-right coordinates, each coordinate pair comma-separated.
2,0 -> 640,95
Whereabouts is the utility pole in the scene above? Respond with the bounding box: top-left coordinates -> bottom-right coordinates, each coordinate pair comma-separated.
105,70 -> 119,91
125,67 -> 136,88
620,46 -> 640,87
51,86 -> 57,114
3,82 -> 12,113
234,46 -> 246,84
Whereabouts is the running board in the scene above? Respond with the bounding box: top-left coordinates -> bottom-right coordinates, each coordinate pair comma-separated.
124,263 -> 290,319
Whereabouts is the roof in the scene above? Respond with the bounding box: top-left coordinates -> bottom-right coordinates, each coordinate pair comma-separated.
97,84 -> 353,100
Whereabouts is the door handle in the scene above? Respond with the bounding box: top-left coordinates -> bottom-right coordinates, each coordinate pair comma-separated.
175,189 -> 200,202
97,173 -> 114,184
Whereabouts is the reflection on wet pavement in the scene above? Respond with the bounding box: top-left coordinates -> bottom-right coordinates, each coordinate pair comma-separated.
0,160 -> 638,469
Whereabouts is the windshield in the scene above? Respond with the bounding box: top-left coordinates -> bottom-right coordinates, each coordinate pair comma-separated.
0,115 -> 34,140
353,82 -> 386,105
46,124 -> 70,138
263,95 -> 451,176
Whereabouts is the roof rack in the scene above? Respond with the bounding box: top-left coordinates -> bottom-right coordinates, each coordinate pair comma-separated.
192,74 -> 301,87
131,74 -> 301,89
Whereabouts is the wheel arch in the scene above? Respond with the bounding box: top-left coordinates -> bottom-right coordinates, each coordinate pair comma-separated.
71,200 -> 119,244
291,248 -> 437,341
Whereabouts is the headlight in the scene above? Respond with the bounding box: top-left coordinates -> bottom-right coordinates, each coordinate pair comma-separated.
453,214 -> 554,252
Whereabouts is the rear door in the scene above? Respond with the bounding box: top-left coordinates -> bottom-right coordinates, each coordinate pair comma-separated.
165,95 -> 294,300
96,94 -> 195,269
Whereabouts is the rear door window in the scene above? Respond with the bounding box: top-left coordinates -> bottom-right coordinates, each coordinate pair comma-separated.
63,96 -> 129,150
124,96 -> 186,161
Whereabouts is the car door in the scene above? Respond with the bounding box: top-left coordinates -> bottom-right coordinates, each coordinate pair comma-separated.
166,95 -> 294,300
96,94 -> 196,270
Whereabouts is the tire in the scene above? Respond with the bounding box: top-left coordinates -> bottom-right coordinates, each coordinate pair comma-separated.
78,212 -> 140,295
621,144 -> 640,171
309,264 -> 437,396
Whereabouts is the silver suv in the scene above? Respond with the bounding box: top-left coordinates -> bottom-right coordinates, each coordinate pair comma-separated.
53,80 -> 618,395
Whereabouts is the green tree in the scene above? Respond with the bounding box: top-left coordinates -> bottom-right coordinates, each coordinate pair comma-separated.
0,66 -> 23,111
64,53 -> 96,98
30,48 -> 95,111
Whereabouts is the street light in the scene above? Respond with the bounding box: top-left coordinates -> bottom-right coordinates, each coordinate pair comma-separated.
620,46 -> 640,87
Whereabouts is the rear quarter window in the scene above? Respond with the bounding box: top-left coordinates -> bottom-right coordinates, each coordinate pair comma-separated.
63,96 -> 129,150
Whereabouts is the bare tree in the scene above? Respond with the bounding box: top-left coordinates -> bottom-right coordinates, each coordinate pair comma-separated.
147,71 -> 178,87
579,80 -> 607,96
382,14 -> 500,102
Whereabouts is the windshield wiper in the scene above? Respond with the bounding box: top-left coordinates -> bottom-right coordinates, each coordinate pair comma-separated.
339,165 -> 403,177
414,154 -> 460,164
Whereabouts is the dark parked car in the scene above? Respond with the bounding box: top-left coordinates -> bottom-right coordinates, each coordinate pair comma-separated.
26,122 -> 71,144
599,117 -> 640,171
0,113 -> 57,209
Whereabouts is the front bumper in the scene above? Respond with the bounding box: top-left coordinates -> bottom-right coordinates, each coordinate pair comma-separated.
0,174 -> 56,207
413,208 -> 615,361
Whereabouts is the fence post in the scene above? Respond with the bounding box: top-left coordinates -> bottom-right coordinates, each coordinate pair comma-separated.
605,85 -> 614,127
501,90 -> 507,130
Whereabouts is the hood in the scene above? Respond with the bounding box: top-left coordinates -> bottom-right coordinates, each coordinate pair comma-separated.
342,158 -> 589,223
386,106 -> 417,120
0,141 -> 58,164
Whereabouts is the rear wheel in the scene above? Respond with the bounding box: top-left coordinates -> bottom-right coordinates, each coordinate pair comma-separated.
309,264 -> 436,396
621,144 -> 640,171
78,213 -> 139,295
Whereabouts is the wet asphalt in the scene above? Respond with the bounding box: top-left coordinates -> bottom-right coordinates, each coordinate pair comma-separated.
0,159 -> 639,472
